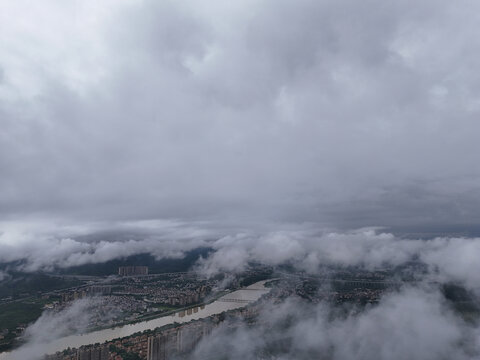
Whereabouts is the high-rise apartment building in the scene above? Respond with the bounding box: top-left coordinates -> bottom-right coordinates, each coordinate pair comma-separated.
76,346 -> 109,360
118,266 -> 149,276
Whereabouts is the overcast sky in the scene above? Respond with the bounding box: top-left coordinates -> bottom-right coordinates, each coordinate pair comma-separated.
1,0 -> 480,234
3,3 -> 480,358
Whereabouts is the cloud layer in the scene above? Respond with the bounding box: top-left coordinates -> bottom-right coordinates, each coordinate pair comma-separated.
196,229 -> 480,292
192,287 -> 480,360
1,0 -> 480,228
1,222 -> 480,295
0,219 -> 213,271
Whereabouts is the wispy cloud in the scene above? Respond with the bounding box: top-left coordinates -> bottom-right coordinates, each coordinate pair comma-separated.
4,299 -> 99,360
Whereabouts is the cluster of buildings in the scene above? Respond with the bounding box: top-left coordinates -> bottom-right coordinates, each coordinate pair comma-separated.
61,286 -> 112,302
52,293 -> 147,329
45,345 -> 108,360
89,286 -> 113,295
43,305 -> 260,360
49,271 -> 215,332
61,290 -> 87,302
147,320 -> 215,360
87,295 -> 148,328
166,291 -> 200,306
265,275 -> 390,305
331,288 -> 383,304
118,266 -> 149,276
121,276 -> 211,307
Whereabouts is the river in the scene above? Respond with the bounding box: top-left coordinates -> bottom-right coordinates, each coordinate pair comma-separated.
0,280 -> 271,359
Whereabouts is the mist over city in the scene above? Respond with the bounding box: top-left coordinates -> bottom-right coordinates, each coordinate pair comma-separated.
1,1 -> 480,359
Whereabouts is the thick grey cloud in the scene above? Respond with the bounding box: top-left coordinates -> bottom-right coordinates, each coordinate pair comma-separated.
191,287 -> 480,360
195,228 -> 480,292
1,222 -> 480,297
1,0 -> 480,229
0,219 -> 214,271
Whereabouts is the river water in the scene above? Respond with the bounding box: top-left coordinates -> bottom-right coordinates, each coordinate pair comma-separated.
0,280 -> 270,359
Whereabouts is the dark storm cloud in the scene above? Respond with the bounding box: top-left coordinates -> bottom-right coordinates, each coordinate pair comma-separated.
1,0 -> 480,229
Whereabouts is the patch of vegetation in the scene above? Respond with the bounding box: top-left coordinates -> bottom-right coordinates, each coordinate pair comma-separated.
0,272 -> 82,299
109,344 -> 141,360
0,298 -> 50,352
239,268 -> 273,287
443,284 -> 480,322
0,300 -> 44,331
